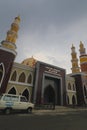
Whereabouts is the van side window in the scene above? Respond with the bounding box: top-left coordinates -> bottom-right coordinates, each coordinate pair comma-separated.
11,96 -> 19,102
20,97 -> 27,102
3,95 -> 11,101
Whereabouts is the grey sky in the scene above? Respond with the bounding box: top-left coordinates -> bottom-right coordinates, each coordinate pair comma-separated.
0,0 -> 87,73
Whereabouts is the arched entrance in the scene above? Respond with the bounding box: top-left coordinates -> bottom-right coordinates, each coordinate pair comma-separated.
44,85 -> 55,104
22,89 -> 29,100
8,87 -> 16,95
72,95 -> 76,105
0,63 -> 4,87
84,86 -> 87,97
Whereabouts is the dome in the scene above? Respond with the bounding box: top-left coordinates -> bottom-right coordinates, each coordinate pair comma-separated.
21,56 -> 37,68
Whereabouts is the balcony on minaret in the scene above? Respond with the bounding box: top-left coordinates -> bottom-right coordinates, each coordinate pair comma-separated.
1,16 -> 20,51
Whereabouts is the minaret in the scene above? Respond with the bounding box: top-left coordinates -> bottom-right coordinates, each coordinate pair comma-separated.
79,41 -> 87,73
71,44 -> 80,73
1,16 -> 20,50
0,16 -> 20,94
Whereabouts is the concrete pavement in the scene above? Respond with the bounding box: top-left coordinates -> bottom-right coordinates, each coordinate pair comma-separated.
33,106 -> 87,115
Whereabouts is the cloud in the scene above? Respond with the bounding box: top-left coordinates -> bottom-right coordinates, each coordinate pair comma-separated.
1,0 -> 87,74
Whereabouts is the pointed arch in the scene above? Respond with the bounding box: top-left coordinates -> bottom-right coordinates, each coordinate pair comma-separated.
22,88 -> 30,100
18,72 -> 26,83
8,87 -> 16,95
73,84 -> 75,91
68,83 -> 72,90
84,85 -> 87,96
27,73 -> 32,84
0,63 -> 5,88
44,85 -> 55,104
72,95 -> 76,105
11,70 -> 17,81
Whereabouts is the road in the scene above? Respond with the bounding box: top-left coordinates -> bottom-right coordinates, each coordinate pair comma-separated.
0,108 -> 87,130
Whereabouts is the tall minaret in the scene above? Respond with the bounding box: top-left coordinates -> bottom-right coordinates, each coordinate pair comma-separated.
0,16 -> 20,94
2,16 -> 20,50
79,41 -> 87,73
71,44 -> 80,73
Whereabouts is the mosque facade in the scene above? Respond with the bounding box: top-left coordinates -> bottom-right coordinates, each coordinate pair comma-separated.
0,17 -> 87,107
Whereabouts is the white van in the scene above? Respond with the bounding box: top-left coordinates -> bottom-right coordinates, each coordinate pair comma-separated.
0,93 -> 34,114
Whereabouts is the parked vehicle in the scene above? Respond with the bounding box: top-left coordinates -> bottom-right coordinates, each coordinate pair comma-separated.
0,93 -> 34,114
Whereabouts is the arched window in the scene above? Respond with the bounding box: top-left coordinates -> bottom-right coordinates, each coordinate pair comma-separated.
8,87 -> 16,95
73,84 -> 75,91
0,69 -> 3,83
84,86 -> 87,97
18,72 -> 26,83
27,74 -> 32,84
68,83 -> 72,90
11,71 -> 17,81
0,63 -> 4,87
22,89 -> 29,100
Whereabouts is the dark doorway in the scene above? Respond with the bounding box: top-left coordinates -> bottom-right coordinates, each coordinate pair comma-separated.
44,76 -> 61,105
67,95 -> 69,105
22,89 -> 29,100
72,95 -> 76,105
44,85 -> 55,104
8,87 -> 16,95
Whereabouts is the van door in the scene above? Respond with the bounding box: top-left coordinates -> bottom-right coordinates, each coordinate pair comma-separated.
11,95 -> 19,110
18,96 -> 28,110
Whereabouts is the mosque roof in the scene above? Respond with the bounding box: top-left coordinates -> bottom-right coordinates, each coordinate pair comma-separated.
21,56 -> 37,68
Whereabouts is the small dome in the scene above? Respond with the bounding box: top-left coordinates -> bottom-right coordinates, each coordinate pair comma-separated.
21,56 -> 37,68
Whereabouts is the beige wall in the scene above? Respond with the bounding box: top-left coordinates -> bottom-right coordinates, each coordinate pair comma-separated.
6,62 -> 34,101
66,75 -> 77,105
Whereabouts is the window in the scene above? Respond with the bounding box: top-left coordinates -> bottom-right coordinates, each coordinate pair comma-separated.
8,87 -> 16,95
0,71 -> 3,82
68,83 -> 72,90
27,74 -> 32,84
20,96 -> 27,102
11,71 -> 17,81
3,95 -> 19,102
73,84 -> 75,91
3,95 -> 11,101
11,96 -> 19,102
22,89 -> 29,100
18,72 -> 26,83
84,86 -> 87,96
0,63 -> 4,86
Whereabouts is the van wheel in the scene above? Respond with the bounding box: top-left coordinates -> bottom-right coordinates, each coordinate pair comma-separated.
27,108 -> 32,114
4,108 -> 11,115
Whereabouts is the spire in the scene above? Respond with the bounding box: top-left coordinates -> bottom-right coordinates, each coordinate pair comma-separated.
1,16 -> 20,50
71,44 -> 80,73
79,41 -> 87,73
79,41 -> 86,56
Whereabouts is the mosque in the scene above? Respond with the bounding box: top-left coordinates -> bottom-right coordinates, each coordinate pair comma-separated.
0,16 -> 87,106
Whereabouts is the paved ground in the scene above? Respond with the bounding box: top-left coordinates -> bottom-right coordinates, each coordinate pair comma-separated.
0,106 -> 87,130
33,106 -> 87,115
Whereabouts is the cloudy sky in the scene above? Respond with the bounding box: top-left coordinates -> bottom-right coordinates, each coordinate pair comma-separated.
0,0 -> 87,73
